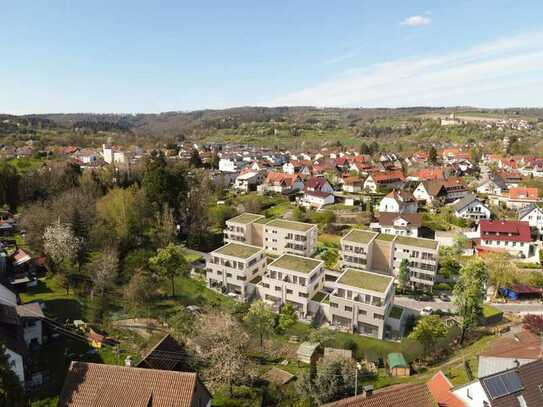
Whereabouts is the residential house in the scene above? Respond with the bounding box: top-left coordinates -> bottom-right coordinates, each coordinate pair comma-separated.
476,175 -> 508,195
378,190 -> 417,213
477,330 -> 540,378
299,191 -> 335,209
257,254 -> 325,318
137,334 -> 191,372
519,203 -> 543,236
478,220 -> 537,259
259,172 -> 304,194
219,156 -> 243,173
58,362 -> 212,407
426,371 -> 466,407
328,269 -> 394,339
498,170 -> 523,188
223,213 -> 265,245
453,359 -> 543,407
452,193 -> 491,221
414,179 -> 467,206
339,229 -> 379,271
304,176 -> 334,194
206,242 -> 266,299
263,219 -> 318,257
0,303 -> 26,384
502,187 -> 539,210
363,170 -> 405,193
412,167 -> 445,181
376,212 -> 422,237
15,302 -> 44,348
233,170 -> 265,192
342,176 -> 364,193
392,236 -> 439,290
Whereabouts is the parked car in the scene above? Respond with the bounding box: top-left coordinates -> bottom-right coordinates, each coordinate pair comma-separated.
439,293 -> 451,302
420,306 -> 433,316
415,293 -> 433,301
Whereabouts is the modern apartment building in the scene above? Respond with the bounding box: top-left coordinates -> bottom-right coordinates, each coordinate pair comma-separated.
392,236 -> 439,290
329,269 -> 394,339
206,242 -> 266,299
258,254 -> 324,317
223,213 -> 265,244
339,229 -> 379,270
263,219 -> 317,257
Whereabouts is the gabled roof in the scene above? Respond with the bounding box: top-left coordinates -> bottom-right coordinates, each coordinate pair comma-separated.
137,334 -> 190,372
369,170 -> 405,183
377,212 -> 422,228
508,187 -> 538,200
427,371 -> 465,407
453,193 -> 484,212
58,362 -> 211,407
384,189 -> 415,203
305,176 -> 330,191
518,203 -> 543,220
479,220 -> 531,242
323,383 -> 435,407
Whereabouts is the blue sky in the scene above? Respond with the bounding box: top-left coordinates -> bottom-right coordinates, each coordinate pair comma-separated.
1,0 -> 543,113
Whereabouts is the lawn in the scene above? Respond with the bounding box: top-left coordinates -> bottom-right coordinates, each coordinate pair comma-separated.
318,233 -> 341,248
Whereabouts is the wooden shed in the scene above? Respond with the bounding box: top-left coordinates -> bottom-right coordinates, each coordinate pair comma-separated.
387,352 -> 410,377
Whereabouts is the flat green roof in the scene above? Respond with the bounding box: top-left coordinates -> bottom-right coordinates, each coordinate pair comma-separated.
376,233 -> 395,241
266,219 -> 315,232
337,269 -> 393,293
394,235 -> 438,250
227,213 -> 264,225
342,229 -> 378,245
269,254 -> 322,274
213,243 -> 262,259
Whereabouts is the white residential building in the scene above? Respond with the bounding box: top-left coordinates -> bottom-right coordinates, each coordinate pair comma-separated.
206,242 -> 266,299
263,219 -> 318,257
328,269 -> 394,339
392,236 -> 439,290
340,229 -> 379,271
378,190 -> 417,213
223,213 -> 265,244
452,193 -> 491,221
257,254 -> 325,317
519,204 -> 543,236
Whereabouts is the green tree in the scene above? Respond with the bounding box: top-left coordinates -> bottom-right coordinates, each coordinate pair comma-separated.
189,149 -> 204,167
399,259 -> 410,289
244,300 -> 275,349
439,257 -> 461,280
484,253 -> 518,300
149,244 -> 188,297
428,146 -> 438,165
453,259 -> 488,344
0,161 -> 19,210
278,303 -> 298,332
409,315 -> 448,354
124,269 -> 160,310
0,343 -> 26,406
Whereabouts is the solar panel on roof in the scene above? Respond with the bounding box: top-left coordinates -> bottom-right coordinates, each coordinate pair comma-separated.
483,371 -> 523,400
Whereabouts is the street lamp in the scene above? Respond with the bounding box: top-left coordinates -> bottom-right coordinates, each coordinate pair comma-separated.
354,362 -> 362,396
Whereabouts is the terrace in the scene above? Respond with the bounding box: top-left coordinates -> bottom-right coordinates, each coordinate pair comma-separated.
269,254 -> 322,274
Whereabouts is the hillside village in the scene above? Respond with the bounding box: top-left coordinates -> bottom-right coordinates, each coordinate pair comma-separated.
2,112 -> 543,406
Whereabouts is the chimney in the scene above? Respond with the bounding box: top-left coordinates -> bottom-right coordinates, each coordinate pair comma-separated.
362,385 -> 373,398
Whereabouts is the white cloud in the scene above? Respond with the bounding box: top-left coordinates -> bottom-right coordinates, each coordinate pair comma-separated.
324,52 -> 357,65
400,15 -> 431,27
270,32 -> 543,108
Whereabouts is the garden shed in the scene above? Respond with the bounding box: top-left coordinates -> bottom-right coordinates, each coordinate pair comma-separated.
387,352 -> 410,377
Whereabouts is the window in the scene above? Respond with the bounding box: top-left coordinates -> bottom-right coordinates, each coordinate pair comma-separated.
358,309 -> 367,315
345,306 -> 352,312
330,302 -> 338,308
275,286 -> 281,292
286,289 -> 293,294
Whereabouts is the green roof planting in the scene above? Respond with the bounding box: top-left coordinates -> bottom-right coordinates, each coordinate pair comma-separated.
337,269 -> 393,293
269,254 -> 322,274
375,233 -> 395,241
213,243 -> 262,259
387,352 -> 408,369
342,229 -> 378,245
394,235 -> 438,250
266,219 -> 315,232
227,213 -> 264,225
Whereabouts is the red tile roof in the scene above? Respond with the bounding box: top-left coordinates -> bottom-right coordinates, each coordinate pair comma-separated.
415,167 -> 445,181
479,220 -> 531,242
370,170 -> 405,183
58,362 -> 211,407
480,330 -> 540,359
323,383 -> 435,407
508,187 -> 538,200
427,371 -> 465,407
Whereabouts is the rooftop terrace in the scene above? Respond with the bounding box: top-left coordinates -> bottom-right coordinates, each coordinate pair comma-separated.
342,229 -> 378,245
337,269 -> 393,293
269,254 -> 322,274
213,242 -> 262,259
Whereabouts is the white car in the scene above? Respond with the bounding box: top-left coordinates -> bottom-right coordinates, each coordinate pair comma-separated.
420,306 -> 433,316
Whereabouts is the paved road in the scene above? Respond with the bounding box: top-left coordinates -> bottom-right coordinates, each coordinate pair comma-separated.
394,296 -> 543,314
